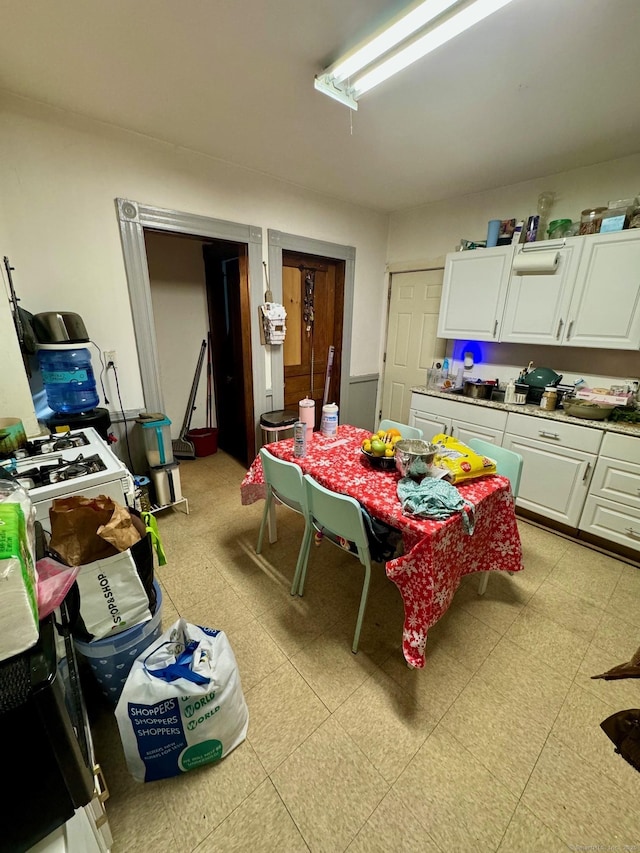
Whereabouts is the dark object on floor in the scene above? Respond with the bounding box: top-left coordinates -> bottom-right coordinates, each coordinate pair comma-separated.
592,645 -> 640,680
600,709 -> 640,773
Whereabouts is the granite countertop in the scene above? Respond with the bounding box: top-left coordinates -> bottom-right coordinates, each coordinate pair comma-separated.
411,387 -> 640,437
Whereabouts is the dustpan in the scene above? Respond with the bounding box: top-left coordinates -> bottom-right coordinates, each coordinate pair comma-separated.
172,339 -> 206,458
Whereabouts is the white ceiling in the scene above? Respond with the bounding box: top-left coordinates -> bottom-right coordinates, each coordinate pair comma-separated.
3,0 -> 640,212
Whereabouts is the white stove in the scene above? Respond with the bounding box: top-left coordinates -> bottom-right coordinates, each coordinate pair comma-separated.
1,427 -> 135,529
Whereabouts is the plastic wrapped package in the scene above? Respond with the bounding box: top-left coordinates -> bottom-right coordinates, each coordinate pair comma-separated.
0,479 -> 38,660
430,434 -> 497,484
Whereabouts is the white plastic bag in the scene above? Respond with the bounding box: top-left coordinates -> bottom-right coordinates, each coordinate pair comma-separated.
115,618 -> 248,782
75,550 -> 151,640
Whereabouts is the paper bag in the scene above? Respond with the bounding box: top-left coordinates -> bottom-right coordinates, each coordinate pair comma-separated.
75,550 -> 152,640
49,495 -> 140,566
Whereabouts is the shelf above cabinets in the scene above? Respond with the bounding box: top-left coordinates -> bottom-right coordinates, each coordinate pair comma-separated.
438,230 -> 640,350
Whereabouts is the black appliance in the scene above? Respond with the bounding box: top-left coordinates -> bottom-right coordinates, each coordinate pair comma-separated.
0,614 -> 95,852
45,407 -> 112,440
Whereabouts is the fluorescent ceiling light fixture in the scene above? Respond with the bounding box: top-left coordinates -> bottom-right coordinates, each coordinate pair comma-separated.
315,0 -> 515,110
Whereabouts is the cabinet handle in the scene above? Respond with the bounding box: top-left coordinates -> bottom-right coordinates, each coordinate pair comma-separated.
93,763 -> 110,804
582,461 -> 591,481
538,430 -> 560,439
625,527 -> 640,539
556,318 -> 564,339
493,320 -> 498,338
566,320 -> 574,340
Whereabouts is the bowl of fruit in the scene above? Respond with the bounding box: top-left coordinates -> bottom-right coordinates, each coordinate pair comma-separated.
360,428 -> 403,470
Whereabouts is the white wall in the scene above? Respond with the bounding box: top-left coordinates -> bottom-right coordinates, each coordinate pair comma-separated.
145,231 -> 212,437
0,94 -> 389,419
388,152 -> 640,266
388,152 -> 640,389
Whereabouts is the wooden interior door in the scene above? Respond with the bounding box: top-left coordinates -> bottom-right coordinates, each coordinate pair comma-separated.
203,243 -> 255,465
282,251 -> 344,428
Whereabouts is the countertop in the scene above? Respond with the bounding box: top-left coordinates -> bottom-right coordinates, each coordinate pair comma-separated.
411,387 -> 640,437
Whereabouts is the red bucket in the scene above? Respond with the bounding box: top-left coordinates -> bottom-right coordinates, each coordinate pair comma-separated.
186,428 -> 218,457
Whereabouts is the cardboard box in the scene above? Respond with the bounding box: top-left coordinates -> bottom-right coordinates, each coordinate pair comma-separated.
576,389 -> 633,406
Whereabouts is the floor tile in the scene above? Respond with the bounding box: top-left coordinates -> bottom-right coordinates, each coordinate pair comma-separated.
192,779 -> 308,852
475,636 -> 571,726
381,640 -> 473,721
258,594 -> 340,658
393,725 -> 518,852
505,607 -> 589,678
497,803 -> 569,852
452,570 -> 526,635
290,622 -> 379,712
272,716 -> 388,852
441,674 -> 550,796
107,785 -> 178,853
548,544 -> 623,608
522,735 -> 640,848
551,683 -> 640,798
527,577 -> 605,640
425,605 -> 502,674
347,789 -> 441,853
223,618 -> 287,691
246,661 -> 328,773
158,741 -> 266,850
179,582 -> 255,635
591,609 -> 640,658
606,564 -> 640,627
334,667 -> 437,783
575,641 -> 640,711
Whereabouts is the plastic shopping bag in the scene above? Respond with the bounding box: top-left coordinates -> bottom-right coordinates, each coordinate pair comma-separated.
115,618 -> 248,782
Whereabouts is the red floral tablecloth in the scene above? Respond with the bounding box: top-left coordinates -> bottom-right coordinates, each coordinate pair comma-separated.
241,425 -> 523,668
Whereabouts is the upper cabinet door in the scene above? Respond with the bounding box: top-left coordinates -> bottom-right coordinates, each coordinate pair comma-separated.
500,239 -> 582,345
437,246 -> 514,341
565,230 -> 640,350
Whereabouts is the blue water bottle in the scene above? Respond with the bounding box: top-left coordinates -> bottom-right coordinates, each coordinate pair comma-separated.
37,344 -> 99,413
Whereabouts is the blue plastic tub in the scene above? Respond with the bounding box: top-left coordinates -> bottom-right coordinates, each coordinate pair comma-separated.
74,581 -> 163,704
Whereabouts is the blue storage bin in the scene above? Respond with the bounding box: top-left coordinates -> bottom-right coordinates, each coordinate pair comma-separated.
74,581 -> 163,704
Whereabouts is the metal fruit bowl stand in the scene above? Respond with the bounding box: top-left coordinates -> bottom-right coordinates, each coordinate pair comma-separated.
360,448 -> 397,470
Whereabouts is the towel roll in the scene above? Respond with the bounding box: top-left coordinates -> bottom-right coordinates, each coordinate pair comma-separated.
512,251 -> 559,274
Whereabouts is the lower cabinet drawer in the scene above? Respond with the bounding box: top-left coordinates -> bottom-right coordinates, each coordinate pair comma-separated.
589,455 -> 640,510
506,411 -> 603,453
579,495 -> 640,553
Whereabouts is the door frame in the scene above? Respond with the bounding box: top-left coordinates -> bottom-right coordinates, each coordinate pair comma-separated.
115,198 -> 265,443
267,230 -> 355,415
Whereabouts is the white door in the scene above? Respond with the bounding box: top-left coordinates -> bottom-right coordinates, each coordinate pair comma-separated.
381,269 -> 445,424
500,240 -> 582,345
565,230 -> 640,349
437,246 -> 514,341
503,433 -> 595,526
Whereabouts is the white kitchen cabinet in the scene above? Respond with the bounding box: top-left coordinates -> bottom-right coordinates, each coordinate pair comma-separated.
503,412 -> 602,527
409,393 -> 507,444
563,230 -> 640,350
500,239 -> 583,345
579,432 -> 640,552
437,245 -> 514,342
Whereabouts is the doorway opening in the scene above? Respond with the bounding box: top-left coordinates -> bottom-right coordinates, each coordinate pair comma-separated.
116,199 -> 265,468
281,250 -> 345,428
145,230 -> 254,466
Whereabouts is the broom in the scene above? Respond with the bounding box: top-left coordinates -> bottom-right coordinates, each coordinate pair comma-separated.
172,339 -> 206,458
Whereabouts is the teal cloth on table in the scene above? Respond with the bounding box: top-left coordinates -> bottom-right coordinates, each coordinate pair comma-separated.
397,477 -> 476,534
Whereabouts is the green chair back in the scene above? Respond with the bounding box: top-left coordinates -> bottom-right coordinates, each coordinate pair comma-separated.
467,438 -> 523,498
378,419 -> 424,440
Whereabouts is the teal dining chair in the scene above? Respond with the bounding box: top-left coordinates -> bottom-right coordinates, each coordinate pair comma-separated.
256,448 -> 312,596
378,419 -> 424,440
467,438 -> 524,595
293,474 -> 373,654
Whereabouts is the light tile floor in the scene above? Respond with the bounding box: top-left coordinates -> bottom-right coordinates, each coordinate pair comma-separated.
91,451 -> 640,852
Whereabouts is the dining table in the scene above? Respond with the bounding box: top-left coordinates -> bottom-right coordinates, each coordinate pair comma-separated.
240,424 -> 523,668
